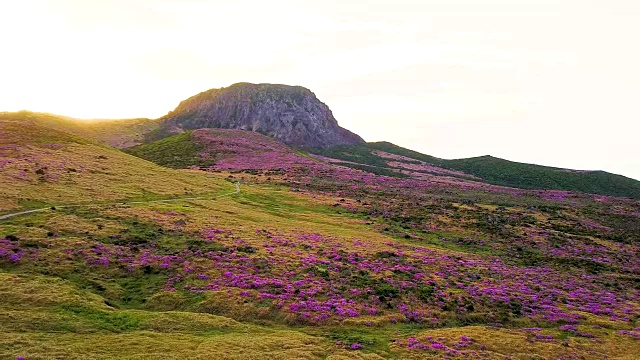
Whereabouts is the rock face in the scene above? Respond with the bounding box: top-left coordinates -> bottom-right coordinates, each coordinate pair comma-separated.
159,82 -> 364,148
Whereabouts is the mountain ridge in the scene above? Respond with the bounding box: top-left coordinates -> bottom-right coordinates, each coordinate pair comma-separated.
3,109 -> 640,199
315,142 -> 640,199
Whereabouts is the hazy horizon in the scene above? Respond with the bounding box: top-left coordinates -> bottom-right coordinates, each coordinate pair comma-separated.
1,0 -> 638,180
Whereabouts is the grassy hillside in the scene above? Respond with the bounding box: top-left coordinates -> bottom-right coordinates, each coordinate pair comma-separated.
0,111 -> 158,148
125,131 -> 214,169
127,128 -> 324,172
443,155 -> 640,197
3,179 -> 639,359
315,142 -> 640,199
2,115 -> 640,359
0,114 -> 228,213
0,272 -> 335,359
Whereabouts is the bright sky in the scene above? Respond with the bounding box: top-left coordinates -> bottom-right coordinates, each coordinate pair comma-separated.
1,0 -> 638,180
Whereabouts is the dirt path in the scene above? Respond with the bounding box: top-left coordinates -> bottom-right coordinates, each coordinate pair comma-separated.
0,182 -> 240,221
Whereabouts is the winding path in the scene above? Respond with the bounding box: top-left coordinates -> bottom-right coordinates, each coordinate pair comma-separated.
0,182 -> 240,221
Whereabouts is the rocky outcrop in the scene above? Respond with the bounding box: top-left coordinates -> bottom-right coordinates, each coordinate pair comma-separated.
158,82 -> 364,148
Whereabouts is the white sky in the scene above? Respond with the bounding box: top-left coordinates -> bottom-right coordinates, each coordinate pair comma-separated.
1,0 -> 638,180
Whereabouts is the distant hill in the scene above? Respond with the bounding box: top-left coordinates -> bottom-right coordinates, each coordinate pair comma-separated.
313,142 -> 640,199
0,111 -> 158,148
152,82 -> 364,148
126,127 -> 640,199
0,112 -> 224,212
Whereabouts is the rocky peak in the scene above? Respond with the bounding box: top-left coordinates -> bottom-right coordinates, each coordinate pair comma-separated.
159,82 -> 364,148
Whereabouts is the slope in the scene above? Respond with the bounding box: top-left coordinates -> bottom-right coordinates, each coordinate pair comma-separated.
0,113 -> 227,213
125,128 -> 320,171
314,142 -> 640,199
3,148 -> 640,359
0,111 -> 158,148
2,117 -> 640,359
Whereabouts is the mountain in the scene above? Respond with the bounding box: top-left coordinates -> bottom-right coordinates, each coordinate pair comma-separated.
4,85 -> 640,201
2,106 -> 640,359
314,142 -> 640,200
152,82 -> 364,148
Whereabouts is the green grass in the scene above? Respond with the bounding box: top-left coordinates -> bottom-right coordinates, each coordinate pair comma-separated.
233,185 -> 339,217
0,272 -> 336,359
443,155 -> 640,199
58,305 -> 143,332
125,131 -> 215,169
